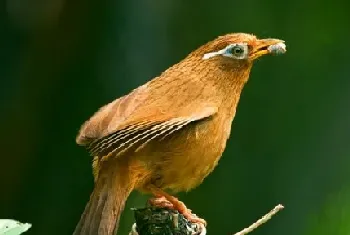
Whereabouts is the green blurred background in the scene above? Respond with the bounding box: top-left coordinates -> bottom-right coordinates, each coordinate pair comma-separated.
1,0 -> 350,234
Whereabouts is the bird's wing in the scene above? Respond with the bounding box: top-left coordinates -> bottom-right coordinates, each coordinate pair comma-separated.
86,106 -> 216,157
77,80 -> 218,157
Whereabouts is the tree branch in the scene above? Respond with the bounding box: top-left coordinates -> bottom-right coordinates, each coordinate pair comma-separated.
129,204 -> 284,235
233,204 -> 284,235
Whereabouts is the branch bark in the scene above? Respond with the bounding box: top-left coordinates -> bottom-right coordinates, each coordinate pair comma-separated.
129,204 -> 284,235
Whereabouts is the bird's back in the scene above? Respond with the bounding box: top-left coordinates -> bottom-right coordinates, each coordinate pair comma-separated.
76,62 -> 223,153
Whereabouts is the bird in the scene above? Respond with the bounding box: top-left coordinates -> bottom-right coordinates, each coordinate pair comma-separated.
73,33 -> 286,235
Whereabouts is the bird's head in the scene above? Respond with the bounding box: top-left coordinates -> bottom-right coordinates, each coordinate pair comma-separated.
186,33 -> 286,85
199,33 -> 285,60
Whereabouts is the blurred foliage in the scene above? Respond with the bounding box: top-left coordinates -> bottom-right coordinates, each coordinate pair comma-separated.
0,0 -> 349,234
305,187 -> 350,235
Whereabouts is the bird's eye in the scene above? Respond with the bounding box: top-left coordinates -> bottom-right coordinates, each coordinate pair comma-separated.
226,44 -> 248,59
232,46 -> 244,55
202,43 -> 249,60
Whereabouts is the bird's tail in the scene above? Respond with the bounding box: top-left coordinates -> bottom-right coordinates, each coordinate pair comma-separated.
73,162 -> 134,235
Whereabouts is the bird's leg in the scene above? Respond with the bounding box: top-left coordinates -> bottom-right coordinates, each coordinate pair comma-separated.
148,196 -> 175,209
148,187 -> 207,226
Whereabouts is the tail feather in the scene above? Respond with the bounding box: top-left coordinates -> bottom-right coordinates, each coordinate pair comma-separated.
73,164 -> 133,235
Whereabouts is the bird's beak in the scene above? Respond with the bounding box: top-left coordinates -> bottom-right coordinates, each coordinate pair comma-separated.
249,38 -> 286,60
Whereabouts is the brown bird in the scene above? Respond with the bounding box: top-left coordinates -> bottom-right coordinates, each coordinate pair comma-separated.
73,33 -> 286,235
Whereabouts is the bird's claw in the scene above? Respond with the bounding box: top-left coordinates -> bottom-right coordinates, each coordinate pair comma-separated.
148,196 -> 206,227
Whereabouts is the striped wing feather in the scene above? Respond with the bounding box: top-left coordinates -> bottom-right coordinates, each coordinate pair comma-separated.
77,79 -> 218,158
87,115 -> 210,158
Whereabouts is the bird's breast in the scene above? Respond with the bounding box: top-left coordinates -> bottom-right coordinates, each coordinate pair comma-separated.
136,113 -> 233,193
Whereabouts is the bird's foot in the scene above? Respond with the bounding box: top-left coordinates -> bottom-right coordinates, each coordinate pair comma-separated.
168,197 -> 206,226
148,196 -> 174,209
148,189 -> 207,226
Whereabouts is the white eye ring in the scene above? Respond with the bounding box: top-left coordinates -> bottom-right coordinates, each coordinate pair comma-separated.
223,43 -> 249,59
203,43 -> 249,60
